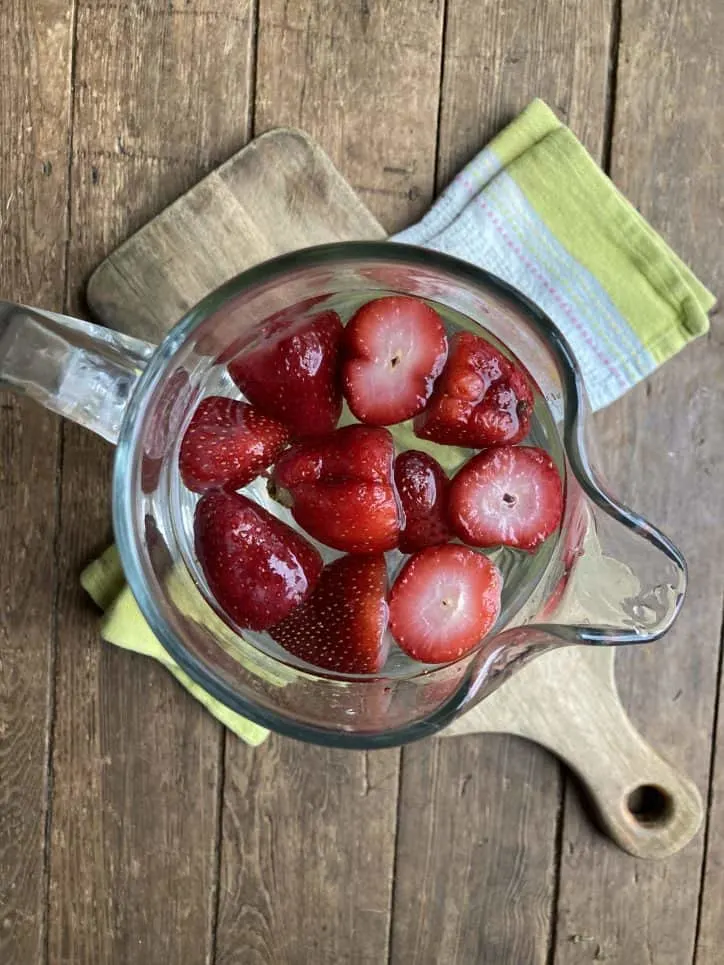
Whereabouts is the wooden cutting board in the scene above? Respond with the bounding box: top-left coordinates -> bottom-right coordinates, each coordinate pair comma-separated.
88,128 -> 701,860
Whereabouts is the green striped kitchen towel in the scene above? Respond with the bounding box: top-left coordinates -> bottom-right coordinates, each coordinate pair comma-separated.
393,98 -> 715,409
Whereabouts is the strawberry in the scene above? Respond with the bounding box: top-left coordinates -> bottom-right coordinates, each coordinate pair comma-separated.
179,396 -> 289,493
194,490 -> 322,631
228,308 -> 343,438
271,425 -> 402,553
341,295 -> 448,425
211,296 -> 332,365
388,544 -> 502,664
270,554 -> 389,673
448,445 -> 563,552
414,331 -> 533,447
394,450 -> 451,553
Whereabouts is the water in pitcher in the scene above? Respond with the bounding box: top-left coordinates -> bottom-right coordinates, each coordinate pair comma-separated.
166,291 -> 566,679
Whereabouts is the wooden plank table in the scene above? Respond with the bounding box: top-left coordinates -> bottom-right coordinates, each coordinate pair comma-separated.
0,2 -> 721,963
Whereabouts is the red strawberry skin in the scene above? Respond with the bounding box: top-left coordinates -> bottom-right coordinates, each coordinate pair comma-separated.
394,450 -> 451,553
194,491 -> 322,631
270,554 -> 389,673
342,296 -> 448,425
272,425 -> 402,554
389,544 -> 502,664
449,445 -> 563,552
179,396 -> 289,493
414,331 -> 533,447
228,309 -> 343,438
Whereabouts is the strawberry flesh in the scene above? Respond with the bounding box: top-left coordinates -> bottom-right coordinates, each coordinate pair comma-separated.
272,425 -> 402,554
179,396 -> 289,493
414,331 -> 533,447
194,490 -> 322,631
389,544 -> 502,664
342,295 -> 448,425
449,445 -> 563,552
270,554 -> 389,673
228,308 -> 343,439
394,450 -> 451,553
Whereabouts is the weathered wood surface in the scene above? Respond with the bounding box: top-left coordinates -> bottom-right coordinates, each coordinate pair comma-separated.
1,1 -> 722,963
87,129 -> 386,339
218,3 -> 445,960
554,0 -> 724,962
0,3 -> 70,963
254,0 -> 444,233
45,2 -> 255,963
392,2 -> 614,963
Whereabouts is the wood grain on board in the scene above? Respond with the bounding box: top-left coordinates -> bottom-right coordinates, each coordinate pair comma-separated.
46,2 -> 255,962
0,3 -> 71,963
87,130 -> 385,340
216,3 -> 445,961
391,1 -> 613,963
554,0 -> 724,963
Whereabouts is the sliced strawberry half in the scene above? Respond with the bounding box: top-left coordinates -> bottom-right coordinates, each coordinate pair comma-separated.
179,396 -> 289,493
270,554 -> 389,673
449,445 -> 564,552
228,309 -> 343,438
194,490 -> 322,631
394,450 -> 451,553
389,544 -> 502,664
271,425 -> 402,554
342,295 -> 448,425
414,331 -> 533,447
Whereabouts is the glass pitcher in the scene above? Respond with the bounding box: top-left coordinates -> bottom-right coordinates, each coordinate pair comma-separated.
0,243 -> 686,748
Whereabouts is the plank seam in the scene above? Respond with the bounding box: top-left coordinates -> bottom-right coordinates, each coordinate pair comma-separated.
385,750 -> 404,965
691,589 -> 724,965
432,0 -> 450,194
208,726 -> 227,965
210,4 -> 259,958
550,6 -> 621,957
247,0 -> 260,139
42,3 -> 80,962
545,763 -> 566,965
387,7 -> 447,955
602,0 -> 622,174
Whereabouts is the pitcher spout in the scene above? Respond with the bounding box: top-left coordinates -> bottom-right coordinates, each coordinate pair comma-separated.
538,462 -> 687,647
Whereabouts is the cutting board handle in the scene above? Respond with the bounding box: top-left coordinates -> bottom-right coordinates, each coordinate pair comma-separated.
535,679 -> 703,860
445,646 -> 703,859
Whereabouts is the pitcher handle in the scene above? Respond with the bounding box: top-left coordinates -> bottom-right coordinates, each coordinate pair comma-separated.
0,301 -> 155,444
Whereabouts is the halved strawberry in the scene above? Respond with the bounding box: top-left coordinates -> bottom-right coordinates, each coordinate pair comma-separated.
271,425 -> 401,554
388,544 -> 502,664
394,450 -> 451,553
179,396 -> 289,493
194,490 -> 322,631
449,446 -> 563,552
342,296 -> 448,425
228,309 -> 343,438
270,554 -> 389,673
414,331 -> 533,447
212,296 -> 331,365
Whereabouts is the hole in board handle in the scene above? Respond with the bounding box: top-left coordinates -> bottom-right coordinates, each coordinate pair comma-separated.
627,784 -> 674,828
